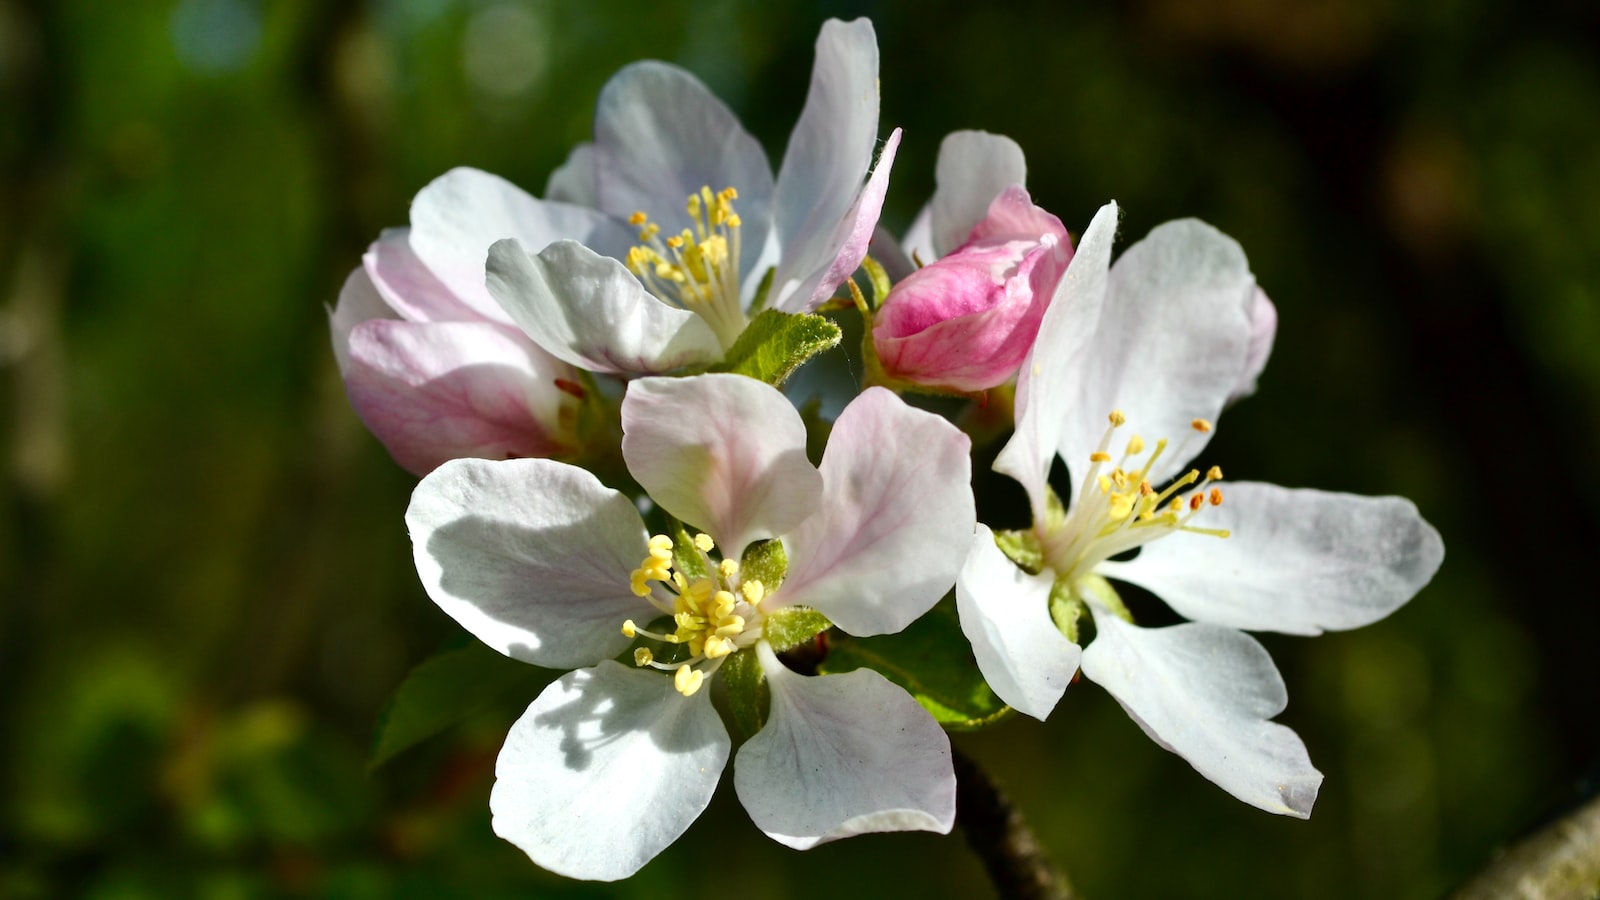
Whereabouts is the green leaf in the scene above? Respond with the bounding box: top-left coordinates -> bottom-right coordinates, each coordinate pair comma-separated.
717,648 -> 767,741
711,309 -> 840,386
818,598 -> 1011,731
746,266 -> 776,315
369,635 -> 553,769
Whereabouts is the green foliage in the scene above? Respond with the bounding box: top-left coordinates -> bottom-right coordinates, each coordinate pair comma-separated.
819,599 -> 1011,731
862,255 -> 893,309
369,635 -> 553,769
710,309 -> 841,386
669,517 -> 710,581
994,528 -> 1044,574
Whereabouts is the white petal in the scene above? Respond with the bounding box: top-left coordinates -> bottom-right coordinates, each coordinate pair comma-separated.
409,167 -> 634,321
900,202 -> 935,265
621,374 -> 821,558
364,228 -> 478,323
775,386 -> 974,635
734,642 -> 954,849
343,320 -> 575,474
771,129 -> 900,313
1080,613 -> 1322,817
544,142 -> 597,206
485,238 -> 723,374
1055,219 -> 1259,488
930,130 -> 1027,258
769,18 -> 879,308
591,61 -> 774,281
994,201 -> 1120,520
955,526 -> 1082,719
1100,482 -> 1444,635
406,458 -> 648,669
329,265 -> 394,374
1229,286 -> 1277,404
492,662 -> 730,881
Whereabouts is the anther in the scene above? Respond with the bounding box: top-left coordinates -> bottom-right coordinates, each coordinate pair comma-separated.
1191,418 -> 1213,433
1189,494 -> 1205,511
621,619 -> 638,638
1109,410 -> 1127,427
740,580 -> 765,605
718,558 -> 739,579
1090,451 -> 1111,463
1126,435 -> 1145,455
1209,488 -> 1224,506
628,211 -> 647,227
1207,465 -> 1223,481
694,533 -> 715,553
633,648 -> 653,667
674,665 -> 705,697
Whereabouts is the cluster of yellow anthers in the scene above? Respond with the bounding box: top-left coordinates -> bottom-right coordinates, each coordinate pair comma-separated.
624,186 -> 743,314
621,532 -> 765,697
1046,410 -> 1232,580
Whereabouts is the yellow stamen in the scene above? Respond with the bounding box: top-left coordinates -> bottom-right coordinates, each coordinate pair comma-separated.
694,533 -> 715,553
674,665 -> 705,697
1207,465 -> 1223,481
633,648 -> 653,667
1109,410 -> 1126,426
1090,451 -> 1111,463
1191,418 -> 1213,433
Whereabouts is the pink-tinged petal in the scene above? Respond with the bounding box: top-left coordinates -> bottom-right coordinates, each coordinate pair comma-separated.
329,265 -> 395,374
485,238 -> 723,375
930,130 -> 1027,258
733,642 -> 955,849
768,18 -> 881,311
1082,612 -> 1322,817
873,185 -> 1072,392
772,129 -> 901,314
409,167 -> 634,322
1229,287 -> 1277,404
492,662 -> 729,881
406,458 -> 650,669
1100,483 -> 1444,635
1054,219 -> 1259,489
592,61 -> 774,281
544,142 -> 597,207
343,319 -> 578,474
994,201 -> 1120,521
621,374 -> 821,559
363,228 -> 479,323
774,387 -> 974,636
955,526 -> 1081,719
868,223 -> 917,284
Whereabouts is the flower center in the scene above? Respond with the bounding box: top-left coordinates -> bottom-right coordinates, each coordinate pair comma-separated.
625,186 -> 748,351
1042,410 -> 1232,586
622,531 -> 766,697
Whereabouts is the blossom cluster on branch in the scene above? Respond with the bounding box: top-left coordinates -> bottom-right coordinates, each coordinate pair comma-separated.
330,17 -> 1444,883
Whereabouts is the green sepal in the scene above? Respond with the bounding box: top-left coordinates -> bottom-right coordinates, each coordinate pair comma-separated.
667,517 -> 709,581
862,255 -> 893,309
1078,572 -> 1131,623
1049,578 -> 1085,644
763,607 -> 832,654
994,528 -> 1044,575
710,309 -> 841,387
818,598 -> 1011,731
717,647 -> 767,742
746,266 -> 776,315
369,634 -> 553,770
739,538 -> 788,594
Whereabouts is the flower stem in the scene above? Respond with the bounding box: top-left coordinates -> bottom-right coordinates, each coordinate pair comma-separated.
953,747 -> 1079,900
1450,790 -> 1600,899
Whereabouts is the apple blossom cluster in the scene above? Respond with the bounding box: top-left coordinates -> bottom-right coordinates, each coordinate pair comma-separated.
331,16 -> 1443,883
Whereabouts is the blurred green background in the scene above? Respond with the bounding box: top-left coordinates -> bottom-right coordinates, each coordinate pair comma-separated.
3,0 -> 1598,897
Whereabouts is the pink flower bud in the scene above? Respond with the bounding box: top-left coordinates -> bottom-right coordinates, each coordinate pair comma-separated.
872,186 -> 1072,393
